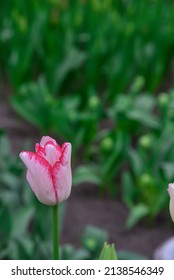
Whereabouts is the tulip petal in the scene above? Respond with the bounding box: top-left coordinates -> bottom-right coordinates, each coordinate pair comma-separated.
20,151 -> 58,205
35,143 -> 45,156
168,183 -> 174,198
168,183 -> 174,222
52,161 -> 72,203
169,200 -> 174,222
60,143 -> 72,165
44,143 -> 61,166
40,136 -> 57,146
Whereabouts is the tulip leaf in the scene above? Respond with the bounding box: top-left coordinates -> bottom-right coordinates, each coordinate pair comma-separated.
12,207 -> 34,238
128,149 -> 143,176
122,171 -> 135,208
53,48 -> 87,92
0,136 -> 11,158
33,239 -> 52,260
81,226 -> 108,254
60,245 -> 90,260
117,250 -> 148,260
73,165 -> 101,186
161,162 -> 174,180
126,110 -> 160,129
125,204 -> 149,229
0,172 -> 20,189
0,203 -> 12,246
9,238 -> 34,260
134,95 -> 155,111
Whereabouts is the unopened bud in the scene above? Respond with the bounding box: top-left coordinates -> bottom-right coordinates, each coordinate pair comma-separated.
139,134 -> 152,149
100,137 -> 114,151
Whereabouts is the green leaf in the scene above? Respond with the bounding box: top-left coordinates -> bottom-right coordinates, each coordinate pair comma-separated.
34,201 -> 52,241
12,207 -> 34,238
101,137 -> 122,178
118,250 -> 148,260
161,162 -> 174,180
60,245 -> 90,260
53,48 -> 87,91
33,238 -> 52,260
128,149 -> 143,176
73,248 -> 90,260
122,171 -> 135,208
0,172 -> 20,189
130,76 -> 145,94
60,245 -> 74,260
126,110 -> 160,129
81,226 -> 108,254
0,136 -> 11,158
11,78 -> 53,130
0,203 -> 12,245
73,165 -> 101,186
125,204 -> 149,229
134,95 -> 155,111
10,238 -> 34,260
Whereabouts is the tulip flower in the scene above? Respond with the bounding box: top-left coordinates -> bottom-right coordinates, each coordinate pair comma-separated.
168,183 -> 174,222
20,136 -> 72,260
20,136 -> 72,205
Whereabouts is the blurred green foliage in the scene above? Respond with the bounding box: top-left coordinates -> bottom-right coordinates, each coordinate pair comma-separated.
1,0 -> 174,92
122,91 -> 174,227
0,0 -> 174,259
61,225 -> 148,260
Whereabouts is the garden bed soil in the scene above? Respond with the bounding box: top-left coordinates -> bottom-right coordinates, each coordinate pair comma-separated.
1,83 -> 174,259
61,184 -> 173,259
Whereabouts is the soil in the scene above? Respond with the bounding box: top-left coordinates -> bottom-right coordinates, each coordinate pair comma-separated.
61,185 -> 174,259
1,83 -> 174,260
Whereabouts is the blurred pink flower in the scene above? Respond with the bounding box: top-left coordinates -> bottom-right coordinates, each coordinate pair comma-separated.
168,183 -> 174,222
20,136 -> 72,205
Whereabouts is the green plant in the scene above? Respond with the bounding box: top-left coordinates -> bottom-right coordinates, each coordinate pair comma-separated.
60,226 -> 148,260
0,0 -> 173,92
122,90 -> 174,227
0,133 -> 67,259
99,243 -> 117,260
11,78 -> 102,157
1,0 -> 174,228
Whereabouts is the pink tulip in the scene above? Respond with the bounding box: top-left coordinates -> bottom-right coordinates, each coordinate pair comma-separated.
168,183 -> 174,222
20,136 -> 72,205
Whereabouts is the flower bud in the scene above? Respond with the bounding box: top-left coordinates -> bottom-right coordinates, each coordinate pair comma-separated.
100,137 -> 114,152
99,242 -> 117,260
158,93 -> 169,107
140,173 -> 153,187
88,95 -> 100,110
20,136 -> 72,205
139,134 -> 152,149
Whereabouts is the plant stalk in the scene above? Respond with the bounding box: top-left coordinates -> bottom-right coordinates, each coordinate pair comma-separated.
52,204 -> 59,260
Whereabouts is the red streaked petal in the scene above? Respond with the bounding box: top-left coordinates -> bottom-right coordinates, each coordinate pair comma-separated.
44,142 -> 61,166
35,143 -> 47,160
35,143 -> 40,153
35,143 -> 45,155
43,140 -> 61,152
60,143 -> 72,165
52,161 -> 72,203
20,151 -> 58,205
40,136 -> 57,147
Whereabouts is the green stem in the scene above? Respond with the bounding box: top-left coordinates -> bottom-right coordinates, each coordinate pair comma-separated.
52,204 -> 59,260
